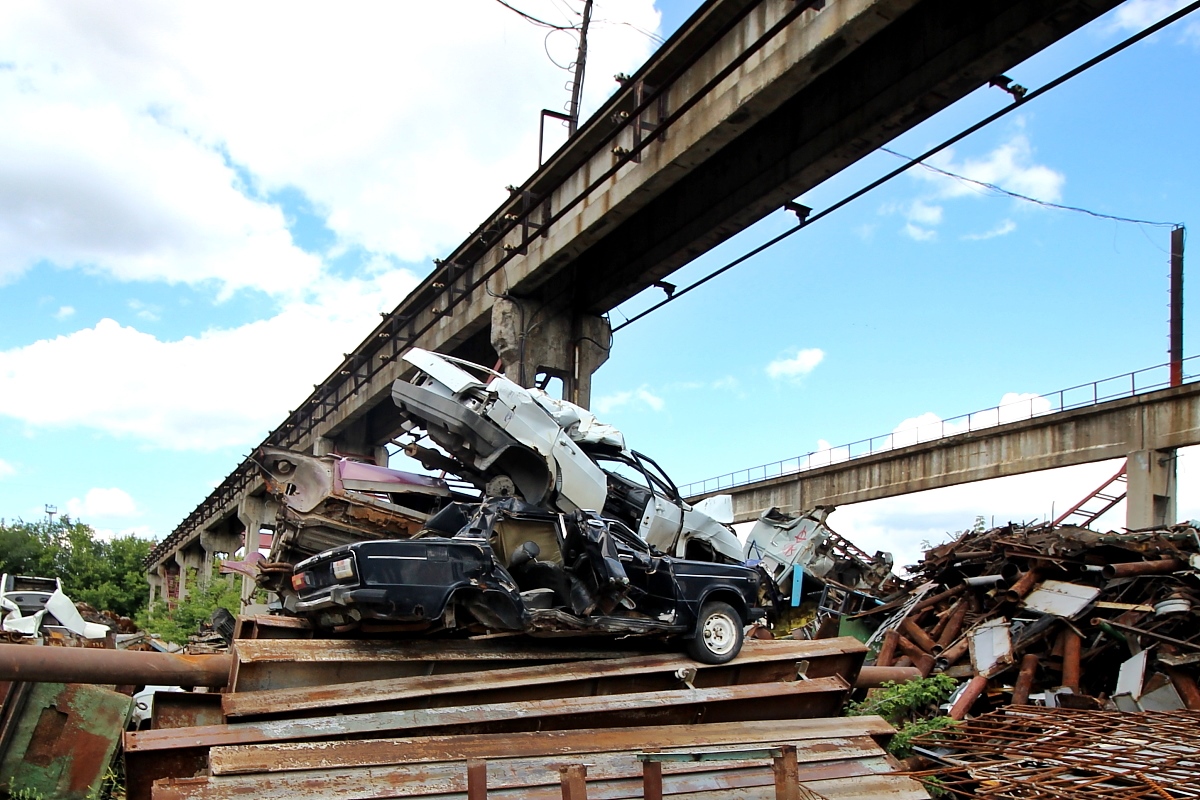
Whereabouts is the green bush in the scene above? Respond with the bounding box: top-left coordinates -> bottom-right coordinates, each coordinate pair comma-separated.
848,674 -> 959,758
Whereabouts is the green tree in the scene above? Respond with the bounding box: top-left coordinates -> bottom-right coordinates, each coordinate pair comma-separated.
0,517 -> 153,618
136,568 -> 241,647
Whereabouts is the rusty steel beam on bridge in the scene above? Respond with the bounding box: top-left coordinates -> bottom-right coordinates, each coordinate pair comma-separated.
151,0 -> 1124,570
702,383 -> 1200,523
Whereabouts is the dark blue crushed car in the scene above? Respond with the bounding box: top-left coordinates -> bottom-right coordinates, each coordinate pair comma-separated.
290,498 -> 765,664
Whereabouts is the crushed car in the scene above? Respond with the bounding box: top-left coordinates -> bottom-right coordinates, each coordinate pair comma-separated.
289,497 -> 766,664
0,574 -> 110,640
254,445 -> 469,568
392,348 -> 742,563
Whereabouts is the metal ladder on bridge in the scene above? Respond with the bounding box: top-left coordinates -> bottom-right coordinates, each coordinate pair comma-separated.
1052,464 -> 1128,528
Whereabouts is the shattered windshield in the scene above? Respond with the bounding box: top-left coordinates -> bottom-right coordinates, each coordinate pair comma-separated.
593,451 -> 680,501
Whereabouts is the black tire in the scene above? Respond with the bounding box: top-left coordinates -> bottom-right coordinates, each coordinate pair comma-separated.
687,600 -> 744,664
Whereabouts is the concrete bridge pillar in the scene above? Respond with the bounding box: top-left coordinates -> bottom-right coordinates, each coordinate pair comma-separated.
491,297 -> 610,409
147,568 -> 164,608
1126,448 -> 1178,530
173,544 -> 204,601
201,524 -> 244,577
315,417 -> 388,466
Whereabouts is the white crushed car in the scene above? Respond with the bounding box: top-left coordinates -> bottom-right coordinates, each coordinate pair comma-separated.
392,348 -> 743,562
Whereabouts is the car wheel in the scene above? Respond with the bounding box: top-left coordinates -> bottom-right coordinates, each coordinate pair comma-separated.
687,601 -> 744,664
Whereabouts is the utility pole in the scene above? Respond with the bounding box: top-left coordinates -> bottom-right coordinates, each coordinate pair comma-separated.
566,0 -> 594,136
1170,225 -> 1185,386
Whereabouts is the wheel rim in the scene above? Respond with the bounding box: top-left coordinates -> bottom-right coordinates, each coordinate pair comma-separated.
701,613 -> 737,656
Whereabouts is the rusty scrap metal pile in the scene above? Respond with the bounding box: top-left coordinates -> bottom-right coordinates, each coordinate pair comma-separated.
120,634 -> 927,800
872,520 -> 1200,714
909,706 -> 1200,798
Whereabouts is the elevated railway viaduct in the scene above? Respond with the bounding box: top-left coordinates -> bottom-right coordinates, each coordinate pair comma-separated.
147,0 -> 1127,599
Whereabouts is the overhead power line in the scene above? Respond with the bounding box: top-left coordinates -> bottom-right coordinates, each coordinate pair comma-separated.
611,0 -> 1200,334
879,147 -> 1180,228
493,0 -> 577,30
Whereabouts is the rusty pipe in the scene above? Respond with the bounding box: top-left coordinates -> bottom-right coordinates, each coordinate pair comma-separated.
1101,558 -> 1183,579
896,636 -> 935,677
936,599 -> 969,649
940,636 -> 970,667
0,643 -> 231,687
1058,628 -> 1082,692
855,666 -> 921,689
1011,653 -> 1040,706
900,618 -> 942,656
948,674 -> 988,721
875,629 -> 900,667
1003,569 -> 1042,604
913,584 -> 965,612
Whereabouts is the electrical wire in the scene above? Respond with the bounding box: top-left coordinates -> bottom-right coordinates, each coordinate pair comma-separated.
879,147 -> 1181,228
610,0 -> 1200,334
544,29 -> 578,71
592,18 -> 666,44
493,0 -> 577,30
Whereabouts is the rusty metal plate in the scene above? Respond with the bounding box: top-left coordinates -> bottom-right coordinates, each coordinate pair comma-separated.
0,682 -> 132,800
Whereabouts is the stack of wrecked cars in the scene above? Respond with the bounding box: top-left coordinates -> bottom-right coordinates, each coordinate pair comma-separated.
254,348 -> 895,662
256,349 -> 759,663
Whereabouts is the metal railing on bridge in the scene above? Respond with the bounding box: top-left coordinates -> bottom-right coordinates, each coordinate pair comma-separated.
678,357 -> 1200,498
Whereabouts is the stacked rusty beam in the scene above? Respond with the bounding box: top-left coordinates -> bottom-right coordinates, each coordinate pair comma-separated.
870,521 -> 1200,715
908,706 -> 1200,798
152,718 -> 927,800
123,636 -> 929,800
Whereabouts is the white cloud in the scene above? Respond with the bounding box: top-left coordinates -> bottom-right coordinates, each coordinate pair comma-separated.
66,487 -> 138,519
0,268 -> 420,450
594,386 -> 665,414
54,305 -> 75,320
963,219 -> 1017,241
907,200 -> 943,226
1111,0 -> 1200,40
0,86 -> 323,296
921,133 -> 1064,204
888,132 -> 1063,240
766,348 -> 825,380
127,299 -> 160,322
0,458 -> 14,478
0,2 -> 660,289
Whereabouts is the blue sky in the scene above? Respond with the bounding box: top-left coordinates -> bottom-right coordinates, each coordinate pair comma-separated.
1,0 -> 1199,571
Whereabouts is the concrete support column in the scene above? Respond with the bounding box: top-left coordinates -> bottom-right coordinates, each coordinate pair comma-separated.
491,297 -> 611,409
237,496 -> 278,545
147,569 -> 163,608
201,525 -> 243,578
1126,448 -> 1177,529
315,417 -> 388,466
173,545 -> 204,601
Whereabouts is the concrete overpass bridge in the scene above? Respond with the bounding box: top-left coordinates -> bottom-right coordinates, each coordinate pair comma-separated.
681,365 -> 1200,528
147,0 -> 1127,597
